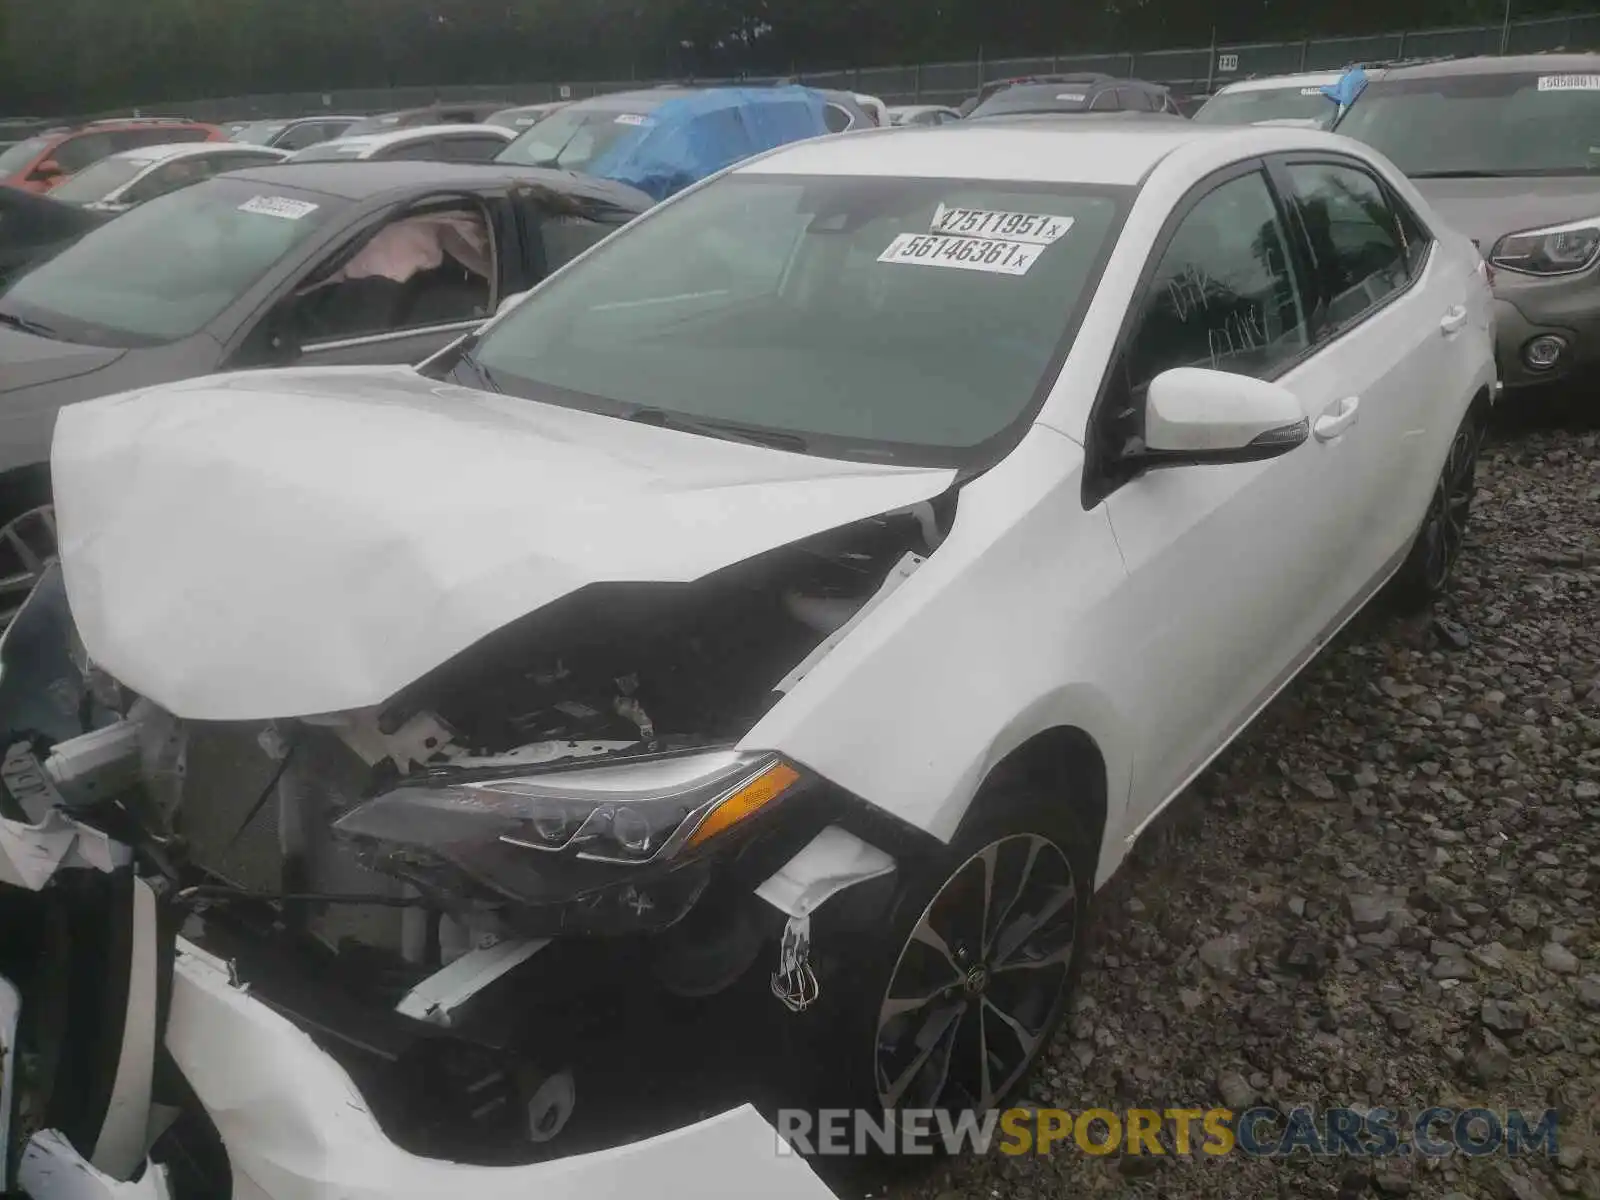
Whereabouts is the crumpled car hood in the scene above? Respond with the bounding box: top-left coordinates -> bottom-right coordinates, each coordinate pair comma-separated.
53,367 -> 955,721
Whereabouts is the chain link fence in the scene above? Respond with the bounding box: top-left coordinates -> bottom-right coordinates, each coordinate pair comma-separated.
52,10 -> 1600,124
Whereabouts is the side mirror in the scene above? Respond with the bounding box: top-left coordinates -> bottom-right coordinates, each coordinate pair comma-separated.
31,160 -> 63,182
1143,367 -> 1309,464
495,289 -> 529,317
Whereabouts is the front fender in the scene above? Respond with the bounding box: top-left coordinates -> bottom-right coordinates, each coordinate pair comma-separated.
744,424 -> 1136,885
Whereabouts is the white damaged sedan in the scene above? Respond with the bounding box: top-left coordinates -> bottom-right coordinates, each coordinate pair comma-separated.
0,118 -> 1494,1197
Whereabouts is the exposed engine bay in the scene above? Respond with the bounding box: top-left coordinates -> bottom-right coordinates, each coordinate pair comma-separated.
0,500 -> 947,1177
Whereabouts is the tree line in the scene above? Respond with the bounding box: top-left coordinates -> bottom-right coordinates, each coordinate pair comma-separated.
0,0 -> 1572,116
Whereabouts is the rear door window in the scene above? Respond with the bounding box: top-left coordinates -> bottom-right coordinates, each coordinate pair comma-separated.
275,123 -> 328,152
380,138 -> 442,161
52,132 -> 116,172
435,135 -> 508,162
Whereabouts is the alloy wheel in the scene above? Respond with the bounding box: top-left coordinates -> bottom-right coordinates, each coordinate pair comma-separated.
873,833 -> 1077,1113
0,505 -> 57,632
1418,420 -> 1480,595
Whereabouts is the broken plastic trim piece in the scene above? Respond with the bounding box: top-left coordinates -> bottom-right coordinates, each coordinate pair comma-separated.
754,825 -> 897,920
17,1131 -> 171,1200
89,877 -> 159,1180
0,802 -> 131,891
774,552 -> 925,694
394,938 -> 550,1028
0,974 -> 18,1184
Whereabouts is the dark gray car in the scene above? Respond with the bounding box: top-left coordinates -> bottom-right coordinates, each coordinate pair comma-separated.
1336,54 -> 1600,390
0,161 -> 651,519
230,115 -> 362,151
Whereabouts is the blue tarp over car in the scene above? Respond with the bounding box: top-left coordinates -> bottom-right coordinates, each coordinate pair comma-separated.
585,86 -> 830,202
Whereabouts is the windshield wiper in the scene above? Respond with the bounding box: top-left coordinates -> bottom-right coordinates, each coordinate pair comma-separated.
0,310 -> 59,339
453,342 -> 505,394
1409,169 -> 1527,179
626,407 -> 808,452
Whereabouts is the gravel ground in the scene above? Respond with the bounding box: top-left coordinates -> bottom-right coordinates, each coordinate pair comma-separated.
891,423 -> 1600,1200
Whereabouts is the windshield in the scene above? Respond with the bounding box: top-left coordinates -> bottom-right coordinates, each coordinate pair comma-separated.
49,157 -> 145,202
0,178 -> 340,346
464,173 -> 1127,464
1193,86 -> 1335,126
969,86 -> 1091,119
496,107 -> 651,170
1337,71 -> 1600,176
233,120 -> 289,145
0,137 -> 50,173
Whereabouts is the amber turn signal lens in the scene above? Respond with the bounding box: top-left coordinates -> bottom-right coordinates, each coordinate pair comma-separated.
686,761 -> 801,849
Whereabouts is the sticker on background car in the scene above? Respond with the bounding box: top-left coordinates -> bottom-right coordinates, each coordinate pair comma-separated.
1536,74 -> 1600,90
238,195 -> 320,219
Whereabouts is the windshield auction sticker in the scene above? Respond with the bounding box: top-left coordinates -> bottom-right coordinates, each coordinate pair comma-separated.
238,195 -> 320,220
1538,74 -> 1600,90
879,232 -> 1045,275
931,205 -> 1075,245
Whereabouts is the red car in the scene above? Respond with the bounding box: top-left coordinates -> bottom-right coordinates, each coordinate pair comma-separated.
0,118 -> 227,193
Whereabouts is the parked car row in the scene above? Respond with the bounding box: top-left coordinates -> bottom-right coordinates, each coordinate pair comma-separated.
4,54 -> 1596,508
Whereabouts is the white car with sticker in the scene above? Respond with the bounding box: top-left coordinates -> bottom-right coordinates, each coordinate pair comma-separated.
1,119 -> 1493,1198
1191,69 -> 1388,127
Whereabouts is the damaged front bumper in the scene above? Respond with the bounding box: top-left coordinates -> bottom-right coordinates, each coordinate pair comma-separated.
161,940 -> 837,1200
1,936 -> 838,1200
0,796 -> 845,1200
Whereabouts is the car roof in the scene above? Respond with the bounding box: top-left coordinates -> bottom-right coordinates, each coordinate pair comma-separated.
345,123 -> 513,148
569,88 -> 697,112
218,159 -> 654,208
1375,52 -> 1600,79
305,124 -> 515,158
1215,71 -> 1347,93
68,119 -> 215,134
736,120 -> 1312,186
493,102 -> 566,115
367,103 -> 504,118
114,142 -> 289,166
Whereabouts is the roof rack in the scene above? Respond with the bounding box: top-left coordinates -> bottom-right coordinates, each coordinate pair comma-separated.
1341,55 -> 1458,71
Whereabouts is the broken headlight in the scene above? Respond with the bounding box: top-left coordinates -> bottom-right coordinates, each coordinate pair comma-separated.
335,749 -> 802,866
333,749 -> 805,935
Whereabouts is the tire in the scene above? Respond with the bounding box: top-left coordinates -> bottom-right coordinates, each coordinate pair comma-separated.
1388,406 -> 1484,613
794,780 -> 1096,1144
